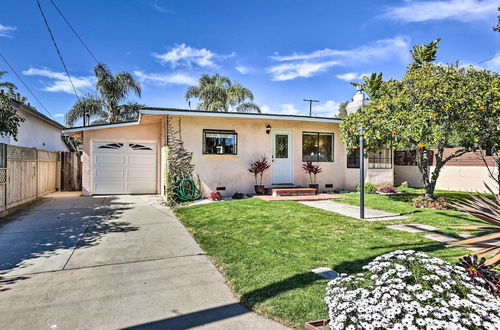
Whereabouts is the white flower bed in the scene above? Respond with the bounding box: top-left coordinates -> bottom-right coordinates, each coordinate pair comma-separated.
325,250 -> 500,330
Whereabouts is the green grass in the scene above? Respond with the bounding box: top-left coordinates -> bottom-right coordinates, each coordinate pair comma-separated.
334,188 -> 494,238
174,194 -> 484,329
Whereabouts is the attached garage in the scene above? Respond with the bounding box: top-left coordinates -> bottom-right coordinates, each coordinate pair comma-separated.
92,141 -> 157,194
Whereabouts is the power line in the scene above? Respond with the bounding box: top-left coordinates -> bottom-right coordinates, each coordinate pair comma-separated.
0,53 -> 57,121
36,0 -> 80,102
473,53 -> 500,67
48,0 -> 99,64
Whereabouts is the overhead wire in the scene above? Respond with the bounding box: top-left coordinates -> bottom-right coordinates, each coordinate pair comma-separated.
48,0 -> 99,64
0,53 -> 57,121
36,0 -> 81,102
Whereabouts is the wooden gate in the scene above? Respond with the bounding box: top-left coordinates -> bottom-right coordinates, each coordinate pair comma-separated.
61,151 -> 82,191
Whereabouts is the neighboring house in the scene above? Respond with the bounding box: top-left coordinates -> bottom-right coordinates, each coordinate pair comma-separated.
64,106 -> 395,196
1,101 -> 69,152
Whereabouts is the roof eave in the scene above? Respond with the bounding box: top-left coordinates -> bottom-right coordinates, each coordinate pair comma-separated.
140,108 -> 342,123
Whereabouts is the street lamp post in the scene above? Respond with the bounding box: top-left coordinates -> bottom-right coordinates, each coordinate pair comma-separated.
359,127 -> 365,219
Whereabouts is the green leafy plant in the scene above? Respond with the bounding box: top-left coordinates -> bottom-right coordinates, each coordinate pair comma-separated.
356,182 -> 377,194
340,39 -> 500,199
165,116 -> 201,206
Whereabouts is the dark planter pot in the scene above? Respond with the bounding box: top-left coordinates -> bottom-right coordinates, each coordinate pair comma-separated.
305,319 -> 330,330
254,185 -> 265,195
309,183 -> 319,194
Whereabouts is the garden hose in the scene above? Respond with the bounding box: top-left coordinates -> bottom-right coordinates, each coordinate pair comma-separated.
175,177 -> 202,202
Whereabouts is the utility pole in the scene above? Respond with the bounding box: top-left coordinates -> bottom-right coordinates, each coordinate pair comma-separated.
303,99 -> 319,117
358,126 -> 365,219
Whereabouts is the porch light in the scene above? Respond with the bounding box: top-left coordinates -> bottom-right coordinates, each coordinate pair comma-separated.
266,124 -> 272,134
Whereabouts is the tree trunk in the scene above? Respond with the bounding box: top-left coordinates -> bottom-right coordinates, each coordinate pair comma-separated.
416,148 -> 436,199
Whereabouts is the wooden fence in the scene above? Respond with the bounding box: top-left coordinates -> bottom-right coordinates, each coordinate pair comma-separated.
0,145 -> 60,216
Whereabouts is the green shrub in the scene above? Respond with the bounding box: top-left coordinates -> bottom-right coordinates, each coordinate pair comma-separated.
356,182 -> 377,194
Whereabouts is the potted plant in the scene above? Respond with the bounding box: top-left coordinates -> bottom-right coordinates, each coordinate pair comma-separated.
248,156 -> 271,194
302,162 -> 322,193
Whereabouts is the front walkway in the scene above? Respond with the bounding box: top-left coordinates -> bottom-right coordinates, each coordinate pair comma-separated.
300,200 -> 408,221
0,192 -> 288,330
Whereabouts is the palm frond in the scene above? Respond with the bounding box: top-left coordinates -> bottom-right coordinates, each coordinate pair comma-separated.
65,94 -> 107,126
235,101 -> 261,113
116,72 -> 142,98
185,86 -> 200,101
117,102 -> 143,121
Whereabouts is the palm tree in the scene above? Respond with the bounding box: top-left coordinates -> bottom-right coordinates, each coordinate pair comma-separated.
185,74 -> 260,113
410,38 -> 441,68
351,72 -> 383,100
65,63 -> 142,126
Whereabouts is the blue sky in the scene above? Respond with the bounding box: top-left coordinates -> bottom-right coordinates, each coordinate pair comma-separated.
0,0 -> 499,125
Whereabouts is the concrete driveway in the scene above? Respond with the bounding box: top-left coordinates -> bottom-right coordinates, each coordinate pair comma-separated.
0,192 -> 288,330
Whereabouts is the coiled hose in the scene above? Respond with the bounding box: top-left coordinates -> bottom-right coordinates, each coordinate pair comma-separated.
175,177 -> 202,202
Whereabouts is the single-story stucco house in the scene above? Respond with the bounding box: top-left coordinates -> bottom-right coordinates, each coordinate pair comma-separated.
64,108 -> 394,196
1,100 -> 71,152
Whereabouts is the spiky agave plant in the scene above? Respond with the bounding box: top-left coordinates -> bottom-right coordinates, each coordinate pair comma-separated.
451,184 -> 500,227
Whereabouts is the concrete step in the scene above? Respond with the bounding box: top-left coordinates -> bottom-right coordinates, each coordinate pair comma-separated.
272,188 -> 317,197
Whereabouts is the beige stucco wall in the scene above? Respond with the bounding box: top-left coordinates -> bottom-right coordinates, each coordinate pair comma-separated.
168,115 -> 349,196
81,121 -> 162,195
343,159 -> 394,191
395,165 -> 498,193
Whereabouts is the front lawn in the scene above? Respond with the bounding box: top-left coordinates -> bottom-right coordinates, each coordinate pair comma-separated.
174,196 -> 478,328
335,188 -> 493,238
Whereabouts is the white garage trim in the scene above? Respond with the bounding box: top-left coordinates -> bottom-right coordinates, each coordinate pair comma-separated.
92,140 -> 157,194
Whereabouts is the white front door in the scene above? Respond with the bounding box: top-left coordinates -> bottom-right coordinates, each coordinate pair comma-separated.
272,131 -> 293,184
92,141 -> 157,194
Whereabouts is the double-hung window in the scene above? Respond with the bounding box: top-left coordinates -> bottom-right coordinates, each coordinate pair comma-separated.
302,132 -> 334,162
203,130 -> 237,155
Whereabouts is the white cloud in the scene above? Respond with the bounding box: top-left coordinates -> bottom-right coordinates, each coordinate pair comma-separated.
382,0 -> 498,23
336,72 -> 360,81
260,100 -> 339,117
336,72 -> 372,82
268,36 -> 410,81
313,100 -> 340,117
152,44 -> 233,68
0,24 -> 16,38
54,113 -> 65,118
268,61 -> 339,81
150,1 -> 169,13
134,70 -> 197,86
22,67 -> 94,94
236,66 -> 250,74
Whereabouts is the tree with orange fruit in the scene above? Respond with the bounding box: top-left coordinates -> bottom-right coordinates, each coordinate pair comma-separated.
340,40 -> 500,199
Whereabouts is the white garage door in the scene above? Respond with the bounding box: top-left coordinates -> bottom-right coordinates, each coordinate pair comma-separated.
93,141 -> 157,194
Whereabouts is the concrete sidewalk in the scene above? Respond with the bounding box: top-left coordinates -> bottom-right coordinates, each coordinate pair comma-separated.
300,200 -> 408,221
0,192 -> 288,330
